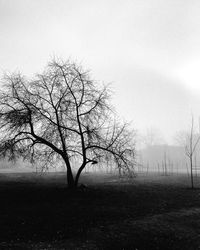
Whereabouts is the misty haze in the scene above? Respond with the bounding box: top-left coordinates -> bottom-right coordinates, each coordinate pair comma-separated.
1,1 -> 200,249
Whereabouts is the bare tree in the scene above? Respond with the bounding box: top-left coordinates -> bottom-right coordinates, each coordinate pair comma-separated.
185,116 -> 200,189
140,127 -> 165,148
175,116 -> 200,189
0,59 -> 136,189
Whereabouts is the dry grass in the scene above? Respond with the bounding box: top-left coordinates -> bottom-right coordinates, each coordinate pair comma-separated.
0,171 -> 200,249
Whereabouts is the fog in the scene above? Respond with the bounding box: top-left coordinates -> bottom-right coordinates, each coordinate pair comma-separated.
2,4 -> 200,248
1,0 -> 200,144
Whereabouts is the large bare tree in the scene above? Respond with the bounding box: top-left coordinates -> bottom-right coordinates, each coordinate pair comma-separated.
0,59 -> 135,188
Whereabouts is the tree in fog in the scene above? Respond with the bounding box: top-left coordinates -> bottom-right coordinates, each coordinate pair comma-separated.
175,116 -> 200,189
141,128 -> 165,148
0,59 -> 135,188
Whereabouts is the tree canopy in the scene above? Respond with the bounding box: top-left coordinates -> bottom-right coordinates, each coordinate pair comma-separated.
0,59 -> 136,188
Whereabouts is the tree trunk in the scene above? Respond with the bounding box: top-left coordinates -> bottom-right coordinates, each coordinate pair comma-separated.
67,168 -> 75,189
63,155 -> 76,189
190,155 -> 194,189
75,163 -> 86,187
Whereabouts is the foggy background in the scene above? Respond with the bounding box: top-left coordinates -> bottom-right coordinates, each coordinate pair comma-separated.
1,0 -> 200,171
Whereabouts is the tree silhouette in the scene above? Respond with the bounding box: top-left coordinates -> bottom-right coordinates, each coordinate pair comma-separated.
0,59 -> 135,188
175,116 -> 200,189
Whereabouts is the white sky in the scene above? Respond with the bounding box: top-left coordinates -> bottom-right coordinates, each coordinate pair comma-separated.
1,0 -> 200,143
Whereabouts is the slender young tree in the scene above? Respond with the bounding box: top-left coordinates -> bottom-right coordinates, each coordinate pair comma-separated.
175,116 -> 200,189
0,59 -> 136,188
185,116 -> 200,189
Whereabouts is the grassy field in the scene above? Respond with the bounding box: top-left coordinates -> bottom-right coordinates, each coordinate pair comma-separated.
0,171 -> 200,249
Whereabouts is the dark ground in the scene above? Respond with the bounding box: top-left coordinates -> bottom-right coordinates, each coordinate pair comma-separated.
0,171 -> 200,249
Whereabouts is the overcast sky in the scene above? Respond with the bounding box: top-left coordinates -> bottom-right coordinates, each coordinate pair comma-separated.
1,0 -> 200,144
